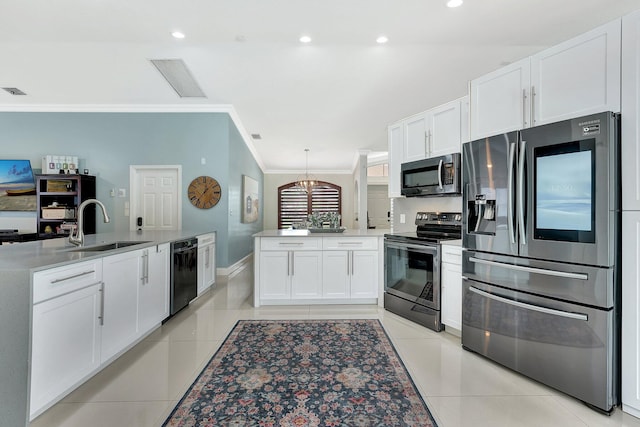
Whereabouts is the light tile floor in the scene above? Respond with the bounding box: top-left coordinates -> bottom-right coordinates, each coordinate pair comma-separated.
29,266 -> 640,427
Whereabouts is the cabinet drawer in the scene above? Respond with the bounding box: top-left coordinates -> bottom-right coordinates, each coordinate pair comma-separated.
323,237 -> 378,250
441,245 -> 463,265
33,260 -> 103,304
197,233 -> 215,245
260,237 -> 322,251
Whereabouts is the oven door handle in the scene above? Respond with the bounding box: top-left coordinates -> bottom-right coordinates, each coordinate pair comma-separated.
469,257 -> 588,280
468,286 -> 588,321
385,241 -> 438,254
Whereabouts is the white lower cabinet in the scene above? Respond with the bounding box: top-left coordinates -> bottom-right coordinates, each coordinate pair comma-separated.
290,251 -> 323,298
139,244 -> 170,333
30,282 -> 102,418
322,251 -> 350,298
28,238 -> 187,420
441,244 -> 463,332
258,250 -> 322,300
197,233 -> 216,295
31,259 -> 104,419
259,251 -> 291,300
322,250 -> 378,299
101,249 -> 142,363
255,236 -> 380,305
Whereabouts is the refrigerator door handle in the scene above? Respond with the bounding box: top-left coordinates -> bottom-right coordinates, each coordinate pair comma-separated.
468,286 -> 588,321
518,139 -> 527,245
469,256 -> 589,280
438,159 -> 443,190
507,142 -> 516,244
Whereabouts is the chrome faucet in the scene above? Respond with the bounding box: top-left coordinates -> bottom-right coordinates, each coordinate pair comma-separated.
69,198 -> 110,246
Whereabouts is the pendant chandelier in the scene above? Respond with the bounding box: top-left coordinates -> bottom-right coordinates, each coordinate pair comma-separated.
295,148 -> 317,193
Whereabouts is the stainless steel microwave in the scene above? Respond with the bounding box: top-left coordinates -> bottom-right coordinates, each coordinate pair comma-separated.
400,153 -> 461,197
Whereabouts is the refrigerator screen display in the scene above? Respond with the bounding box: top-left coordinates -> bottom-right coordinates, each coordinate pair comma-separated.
536,150 -> 592,232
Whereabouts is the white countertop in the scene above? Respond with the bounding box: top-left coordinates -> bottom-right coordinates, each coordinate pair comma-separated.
0,230 -> 213,272
254,229 -> 387,238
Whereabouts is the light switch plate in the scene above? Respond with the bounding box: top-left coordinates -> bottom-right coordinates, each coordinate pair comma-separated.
400,214 -> 406,224
118,188 -> 126,198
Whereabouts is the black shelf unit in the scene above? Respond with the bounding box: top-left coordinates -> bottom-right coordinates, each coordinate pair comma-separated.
36,174 -> 96,238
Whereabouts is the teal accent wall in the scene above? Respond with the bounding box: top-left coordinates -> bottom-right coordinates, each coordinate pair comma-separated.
0,112 -> 263,268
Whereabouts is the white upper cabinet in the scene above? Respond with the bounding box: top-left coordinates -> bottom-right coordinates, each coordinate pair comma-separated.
388,122 -> 404,198
470,58 -> 531,140
622,9 -> 640,211
530,18 -> 621,126
403,113 -> 428,163
470,18 -> 621,140
393,96 -> 467,167
429,98 -> 464,157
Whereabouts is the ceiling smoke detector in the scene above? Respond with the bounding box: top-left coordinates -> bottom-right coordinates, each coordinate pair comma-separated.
150,59 -> 207,98
2,87 -> 26,96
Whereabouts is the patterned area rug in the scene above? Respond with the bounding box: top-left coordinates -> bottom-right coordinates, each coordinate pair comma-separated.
163,319 -> 437,426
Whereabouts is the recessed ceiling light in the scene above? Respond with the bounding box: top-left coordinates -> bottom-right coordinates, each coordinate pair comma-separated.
172,31 -> 185,39
299,35 -> 312,43
447,0 -> 463,7
376,36 -> 389,44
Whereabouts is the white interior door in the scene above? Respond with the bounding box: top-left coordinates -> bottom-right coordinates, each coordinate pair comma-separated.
130,166 -> 182,231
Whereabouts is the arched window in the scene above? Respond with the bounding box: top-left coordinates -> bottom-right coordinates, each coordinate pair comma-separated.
278,181 -> 342,229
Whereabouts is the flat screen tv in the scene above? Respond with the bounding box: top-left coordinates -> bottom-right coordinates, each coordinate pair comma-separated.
0,159 -> 36,211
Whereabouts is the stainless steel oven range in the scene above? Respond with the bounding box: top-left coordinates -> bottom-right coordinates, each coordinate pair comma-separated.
384,212 -> 462,332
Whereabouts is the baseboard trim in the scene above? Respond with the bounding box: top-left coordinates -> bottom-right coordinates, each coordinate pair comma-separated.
217,253 -> 253,277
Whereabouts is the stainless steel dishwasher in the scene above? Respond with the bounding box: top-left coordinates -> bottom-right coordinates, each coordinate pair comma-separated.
170,237 -> 198,315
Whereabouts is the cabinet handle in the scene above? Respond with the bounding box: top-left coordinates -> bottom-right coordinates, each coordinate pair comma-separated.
141,251 -> 149,284
337,242 -> 362,246
291,252 -> 295,276
347,251 -> 350,275
50,270 -> 95,284
205,247 -> 210,268
278,242 -> 304,246
531,86 -> 536,125
522,88 -> 527,127
351,251 -> 355,276
98,282 -> 105,326
424,131 -> 428,157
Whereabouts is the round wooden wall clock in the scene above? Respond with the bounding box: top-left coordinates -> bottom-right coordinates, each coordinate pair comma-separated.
188,176 -> 221,209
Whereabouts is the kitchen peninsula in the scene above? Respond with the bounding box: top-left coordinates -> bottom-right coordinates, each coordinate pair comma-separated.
253,229 -> 386,307
0,230 -> 215,427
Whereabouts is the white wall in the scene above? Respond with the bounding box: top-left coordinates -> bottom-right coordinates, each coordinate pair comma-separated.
263,173 -> 356,230
391,196 -> 462,232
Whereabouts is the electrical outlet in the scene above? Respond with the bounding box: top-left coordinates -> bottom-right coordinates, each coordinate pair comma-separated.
400,214 -> 406,224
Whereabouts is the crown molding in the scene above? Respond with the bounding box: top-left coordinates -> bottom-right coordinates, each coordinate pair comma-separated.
265,169 -> 353,175
0,103 -> 266,172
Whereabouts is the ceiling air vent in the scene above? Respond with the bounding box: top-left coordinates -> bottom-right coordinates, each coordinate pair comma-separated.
251,134 -> 262,140
2,87 -> 26,96
150,59 -> 206,98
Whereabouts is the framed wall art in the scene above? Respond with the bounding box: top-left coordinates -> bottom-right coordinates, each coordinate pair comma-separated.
242,175 -> 259,223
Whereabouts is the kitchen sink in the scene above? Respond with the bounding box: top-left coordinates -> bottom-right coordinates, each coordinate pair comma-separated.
69,241 -> 152,252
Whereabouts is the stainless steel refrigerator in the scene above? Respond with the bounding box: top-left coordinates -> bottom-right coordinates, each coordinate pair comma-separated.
461,111 -> 620,412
